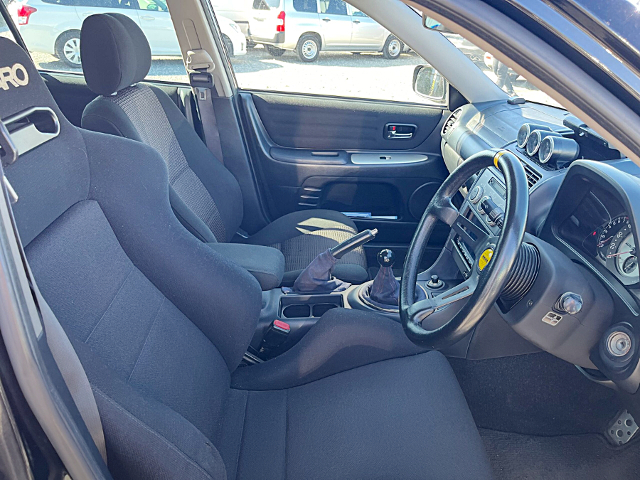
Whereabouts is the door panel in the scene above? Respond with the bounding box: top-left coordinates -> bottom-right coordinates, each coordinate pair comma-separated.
251,92 -> 443,150
238,91 -> 450,265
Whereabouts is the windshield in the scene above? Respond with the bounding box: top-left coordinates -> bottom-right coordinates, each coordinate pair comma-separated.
442,32 -> 561,107
573,0 -> 640,52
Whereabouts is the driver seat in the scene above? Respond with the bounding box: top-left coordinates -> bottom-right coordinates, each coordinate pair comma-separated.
2,38 -> 493,479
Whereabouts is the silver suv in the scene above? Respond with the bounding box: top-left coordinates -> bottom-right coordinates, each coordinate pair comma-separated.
249,0 -> 404,62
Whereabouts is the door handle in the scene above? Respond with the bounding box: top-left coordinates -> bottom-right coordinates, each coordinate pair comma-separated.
322,17 -> 331,22
353,19 -> 360,23
140,15 -> 155,21
384,123 -> 417,140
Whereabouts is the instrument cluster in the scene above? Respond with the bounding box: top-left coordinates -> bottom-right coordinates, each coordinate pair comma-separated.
558,184 -> 638,286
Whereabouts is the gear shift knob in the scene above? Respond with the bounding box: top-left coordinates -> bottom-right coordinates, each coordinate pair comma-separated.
377,249 -> 395,268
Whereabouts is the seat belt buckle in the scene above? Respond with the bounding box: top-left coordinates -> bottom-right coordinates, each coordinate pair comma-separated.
259,319 -> 290,354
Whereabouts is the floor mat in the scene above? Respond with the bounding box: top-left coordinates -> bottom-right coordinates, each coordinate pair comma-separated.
480,428 -> 640,480
449,353 -> 623,435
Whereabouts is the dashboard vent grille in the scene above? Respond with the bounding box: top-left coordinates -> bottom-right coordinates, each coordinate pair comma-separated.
442,108 -> 462,136
521,160 -> 542,189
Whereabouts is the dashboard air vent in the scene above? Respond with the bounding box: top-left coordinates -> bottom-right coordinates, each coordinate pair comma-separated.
520,160 -> 542,189
442,108 -> 462,136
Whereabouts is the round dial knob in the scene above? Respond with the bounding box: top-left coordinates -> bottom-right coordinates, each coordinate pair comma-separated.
557,292 -> 583,315
377,249 -> 395,268
469,186 -> 483,204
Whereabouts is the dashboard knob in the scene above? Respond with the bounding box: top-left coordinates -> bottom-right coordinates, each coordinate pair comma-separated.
478,195 -> 491,214
427,274 -> 444,289
469,186 -> 483,204
557,292 -> 583,315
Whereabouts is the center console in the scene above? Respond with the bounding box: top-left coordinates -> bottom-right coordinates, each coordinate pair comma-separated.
249,254 -> 455,360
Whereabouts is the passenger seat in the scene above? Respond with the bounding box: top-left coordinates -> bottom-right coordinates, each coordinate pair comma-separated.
79,13 -> 368,285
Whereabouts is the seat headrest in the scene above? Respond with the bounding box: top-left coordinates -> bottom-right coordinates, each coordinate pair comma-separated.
80,13 -> 152,96
0,38 -> 62,121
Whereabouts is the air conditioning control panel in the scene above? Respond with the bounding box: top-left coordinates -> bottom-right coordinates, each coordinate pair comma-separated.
465,170 -> 507,235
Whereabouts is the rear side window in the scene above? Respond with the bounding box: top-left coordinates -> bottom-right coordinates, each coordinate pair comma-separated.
293,0 -> 316,13
252,0 -> 280,10
319,0 -> 347,15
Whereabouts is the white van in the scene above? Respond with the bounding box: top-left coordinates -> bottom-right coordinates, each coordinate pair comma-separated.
249,0 -> 405,62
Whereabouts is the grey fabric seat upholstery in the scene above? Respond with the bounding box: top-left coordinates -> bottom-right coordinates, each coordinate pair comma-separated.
79,13 -> 368,285
2,38 -> 493,480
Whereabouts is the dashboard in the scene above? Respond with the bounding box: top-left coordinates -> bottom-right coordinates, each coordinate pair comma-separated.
441,99 -> 640,393
442,100 -> 639,296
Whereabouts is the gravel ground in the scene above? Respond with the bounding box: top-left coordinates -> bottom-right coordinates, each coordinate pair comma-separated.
31,45 -> 556,106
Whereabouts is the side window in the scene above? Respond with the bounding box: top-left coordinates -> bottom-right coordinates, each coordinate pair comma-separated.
16,0 -> 187,83
293,0 -> 316,14
212,0 -> 446,105
0,2 -> 17,42
252,0 -> 279,10
319,0 -> 347,15
138,0 -> 168,11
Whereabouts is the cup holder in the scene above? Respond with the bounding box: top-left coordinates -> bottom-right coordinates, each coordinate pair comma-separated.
280,294 -> 343,319
312,303 -> 339,317
282,304 -> 311,318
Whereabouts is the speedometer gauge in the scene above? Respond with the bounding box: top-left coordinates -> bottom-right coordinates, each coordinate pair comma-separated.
597,215 -> 638,279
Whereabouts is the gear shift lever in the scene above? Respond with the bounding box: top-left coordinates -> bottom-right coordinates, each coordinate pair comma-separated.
368,249 -> 400,306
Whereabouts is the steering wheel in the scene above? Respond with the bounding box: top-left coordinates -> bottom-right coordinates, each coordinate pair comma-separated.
400,150 -> 529,349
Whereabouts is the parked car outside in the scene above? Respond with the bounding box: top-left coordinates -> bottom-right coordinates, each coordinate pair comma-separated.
12,0 -> 246,67
249,0 -> 406,62
211,0 -> 252,37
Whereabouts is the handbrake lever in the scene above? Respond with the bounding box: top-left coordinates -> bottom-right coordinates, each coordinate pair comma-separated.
330,229 -> 378,259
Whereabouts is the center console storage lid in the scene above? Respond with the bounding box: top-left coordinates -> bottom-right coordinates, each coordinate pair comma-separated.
207,243 -> 285,291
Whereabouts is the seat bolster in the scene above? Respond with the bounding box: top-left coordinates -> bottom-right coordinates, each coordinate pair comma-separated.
150,85 -> 244,243
231,308 -> 425,390
82,96 -> 143,141
72,340 -> 227,480
170,188 -> 217,243
81,129 -> 262,371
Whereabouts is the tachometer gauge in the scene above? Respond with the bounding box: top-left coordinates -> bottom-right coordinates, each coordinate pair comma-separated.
597,215 -> 638,279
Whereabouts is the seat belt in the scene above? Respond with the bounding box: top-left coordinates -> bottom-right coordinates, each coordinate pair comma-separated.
187,49 -> 225,164
1,127 -> 107,464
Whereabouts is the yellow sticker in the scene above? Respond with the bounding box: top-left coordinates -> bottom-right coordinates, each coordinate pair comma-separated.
493,150 -> 506,168
478,248 -> 494,271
